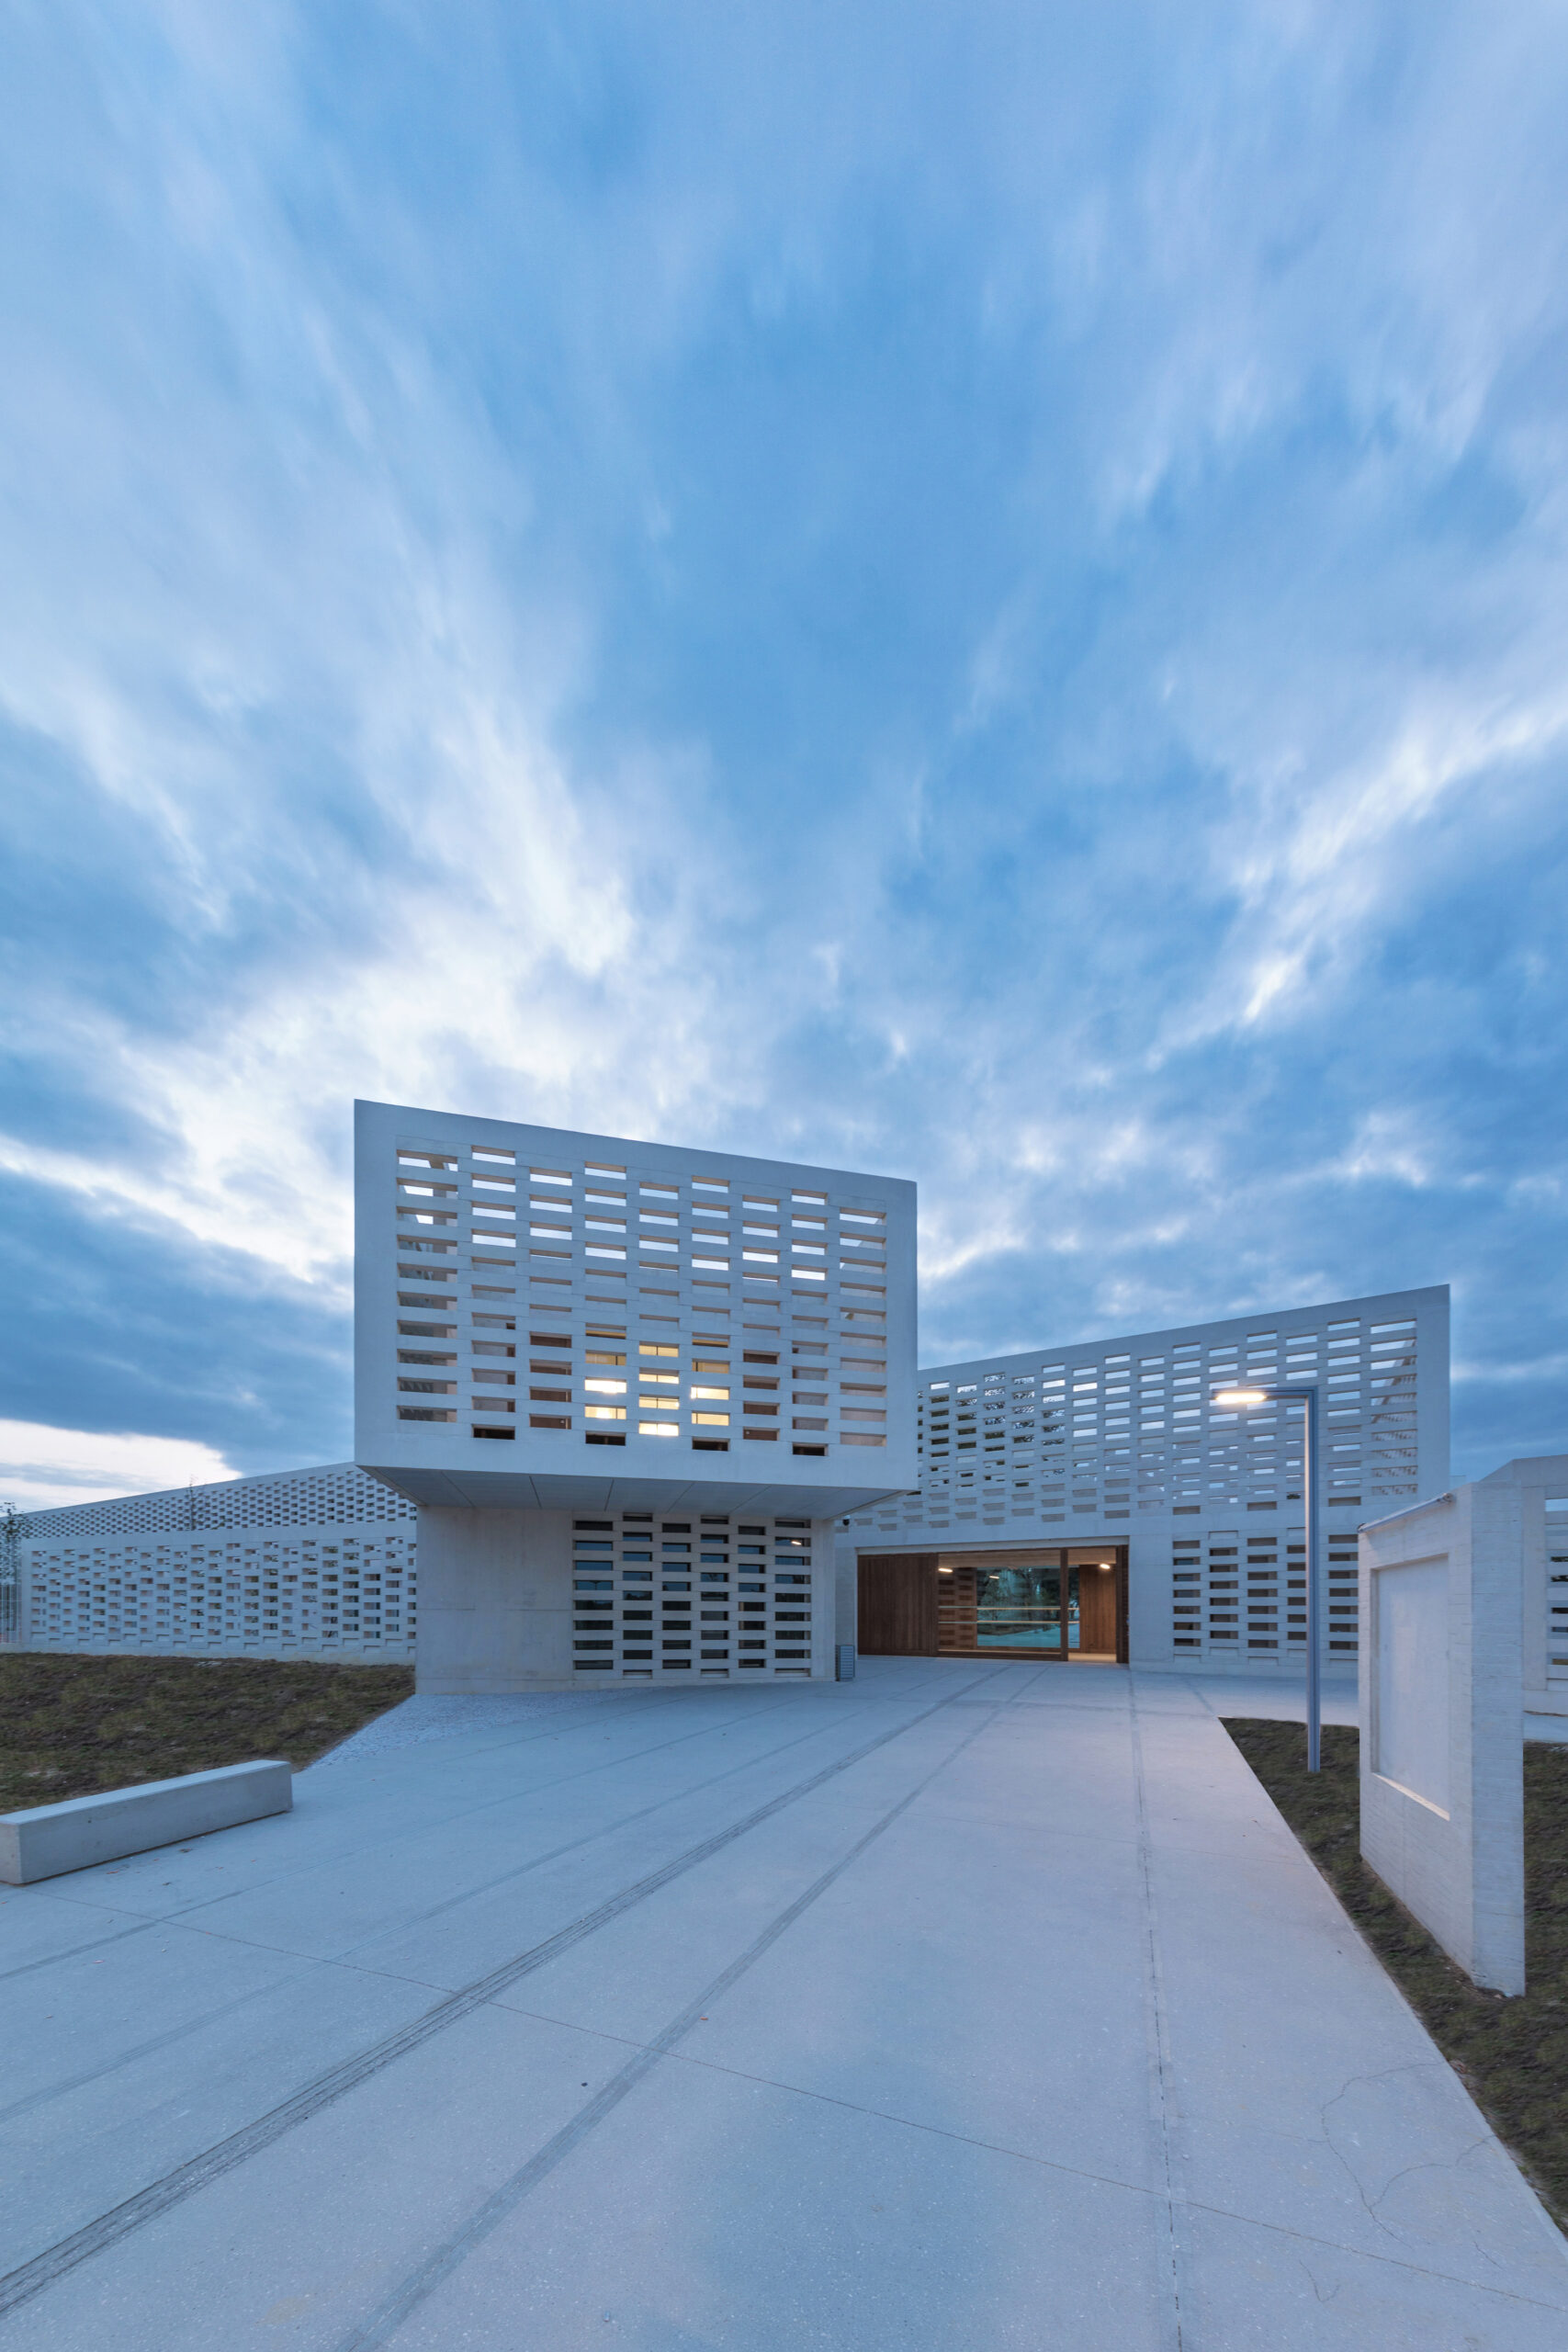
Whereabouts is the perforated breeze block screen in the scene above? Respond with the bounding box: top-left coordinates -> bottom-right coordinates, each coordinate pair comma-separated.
20,1464 -> 416,1660
355,1100 -> 918,1515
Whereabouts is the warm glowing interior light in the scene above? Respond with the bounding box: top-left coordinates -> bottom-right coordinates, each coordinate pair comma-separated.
1213,1385 -> 1269,1408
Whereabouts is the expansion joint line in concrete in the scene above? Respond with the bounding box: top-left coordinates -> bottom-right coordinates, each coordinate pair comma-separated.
0,1979 -> 287,2130
0,1917 -> 159,1984
1128,1682 -> 1188,2352
0,1666 -> 1010,2327
2,1678 -> 976,2139
310,1687 -> 810,1910
326,1683 -> 945,1962
330,1671 -> 1045,2352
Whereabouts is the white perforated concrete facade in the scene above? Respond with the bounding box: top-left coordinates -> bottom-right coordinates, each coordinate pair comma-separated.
413,1506 -> 834,1690
1481,1451 -> 1568,1731
6,1476 -> 840,1685
13,1464 -> 416,1661
357,1099 -> 916,1517
6,1471 -> 832,1682
356,1101 -> 916,1688
839,1285 -> 1449,1675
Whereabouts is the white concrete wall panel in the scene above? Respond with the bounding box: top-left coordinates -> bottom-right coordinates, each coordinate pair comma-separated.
1551,1503 -> 1568,1697
13,1473 -> 837,1688
1465,1452 -> 1568,1724
355,1099 -> 917,1523
16,1464 -> 416,1662
1360,1483 -> 1526,1995
840,1285 -> 1447,1679
1373,1557 -> 1450,1812
419,1508 -> 839,1691
414,1508 -> 572,1693
563,1510 -> 833,1687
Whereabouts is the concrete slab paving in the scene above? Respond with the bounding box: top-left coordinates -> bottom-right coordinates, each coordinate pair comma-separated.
0,1658 -> 1562,2350
0,1899 -> 149,1983
378,2062 -> 1175,2352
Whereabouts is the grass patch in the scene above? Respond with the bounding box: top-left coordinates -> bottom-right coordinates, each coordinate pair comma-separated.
1224,1717 -> 1568,2233
0,1652 -> 414,1814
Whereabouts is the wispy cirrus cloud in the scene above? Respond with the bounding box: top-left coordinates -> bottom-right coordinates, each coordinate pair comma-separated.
2,1 -> 1567,1494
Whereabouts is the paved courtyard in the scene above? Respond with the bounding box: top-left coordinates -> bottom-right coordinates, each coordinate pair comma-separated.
1,1658 -> 1564,2349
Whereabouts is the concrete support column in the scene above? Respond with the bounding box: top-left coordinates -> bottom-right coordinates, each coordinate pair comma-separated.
415,1507 -> 572,1693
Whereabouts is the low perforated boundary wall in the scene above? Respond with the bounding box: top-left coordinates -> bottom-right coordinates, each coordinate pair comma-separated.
12,1464 -> 417,1663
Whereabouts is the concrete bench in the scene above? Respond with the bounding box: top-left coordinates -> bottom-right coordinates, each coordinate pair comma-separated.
0,1759 -> 293,1884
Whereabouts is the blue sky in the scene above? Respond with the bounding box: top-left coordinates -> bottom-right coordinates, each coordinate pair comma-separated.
4,2 -> 1568,1509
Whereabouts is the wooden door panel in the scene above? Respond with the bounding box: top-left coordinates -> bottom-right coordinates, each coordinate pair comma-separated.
858,1553 -> 939,1654
1077,1564 -> 1120,1655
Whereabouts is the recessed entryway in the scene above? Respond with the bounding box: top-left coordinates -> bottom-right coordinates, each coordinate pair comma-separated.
857,1546 -> 1128,1661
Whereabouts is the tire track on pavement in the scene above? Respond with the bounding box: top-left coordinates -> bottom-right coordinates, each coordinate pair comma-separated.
0,1664 -> 1005,2325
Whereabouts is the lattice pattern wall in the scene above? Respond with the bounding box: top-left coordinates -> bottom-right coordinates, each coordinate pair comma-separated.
570,1513 -> 827,1679
17,1464 -> 416,1661
388,1131 -> 893,1455
21,1464 -> 413,1542
1549,1504 -> 1568,1689
1171,1527 -> 1363,1662
844,1294 -> 1437,1547
359,1091 -> 911,1476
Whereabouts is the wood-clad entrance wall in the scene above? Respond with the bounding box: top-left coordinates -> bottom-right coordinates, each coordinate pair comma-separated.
1078,1556 -> 1124,1658
857,1553 -> 939,1655
858,1546 -> 1129,1663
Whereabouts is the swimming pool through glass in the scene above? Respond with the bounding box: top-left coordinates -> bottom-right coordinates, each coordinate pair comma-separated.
936,1548 -> 1124,1657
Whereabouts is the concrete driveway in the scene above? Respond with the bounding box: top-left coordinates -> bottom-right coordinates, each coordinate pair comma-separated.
0,1658 -> 1563,2349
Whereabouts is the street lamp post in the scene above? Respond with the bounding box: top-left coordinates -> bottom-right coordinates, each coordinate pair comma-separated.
1212,1381 -> 1323,1771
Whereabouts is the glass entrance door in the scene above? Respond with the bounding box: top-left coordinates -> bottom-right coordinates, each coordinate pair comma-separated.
975,1561 -> 1064,1651
938,1548 -> 1125,1660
